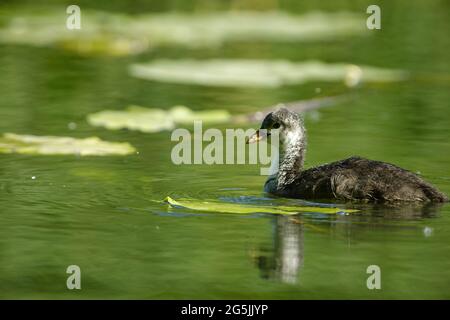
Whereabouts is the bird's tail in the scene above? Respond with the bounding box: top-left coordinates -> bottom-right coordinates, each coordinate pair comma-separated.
421,183 -> 449,202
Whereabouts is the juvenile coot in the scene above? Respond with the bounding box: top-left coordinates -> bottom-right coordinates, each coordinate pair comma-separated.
248,107 -> 448,203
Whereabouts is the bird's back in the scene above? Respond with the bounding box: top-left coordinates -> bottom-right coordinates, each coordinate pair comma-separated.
266,156 -> 448,203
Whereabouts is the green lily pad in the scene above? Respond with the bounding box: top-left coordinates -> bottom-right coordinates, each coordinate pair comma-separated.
130,59 -> 408,88
164,196 -> 358,215
169,106 -> 232,125
0,133 -> 136,156
87,105 -> 231,133
0,9 -> 366,56
87,106 -> 174,133
0,10 -> 149,56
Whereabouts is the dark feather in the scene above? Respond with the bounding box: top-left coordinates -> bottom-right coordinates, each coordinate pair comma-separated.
260,108 -> 448,203
266,156 -> 448,203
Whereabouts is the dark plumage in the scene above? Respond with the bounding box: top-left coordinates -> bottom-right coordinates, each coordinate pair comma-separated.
250,107 -> 448,203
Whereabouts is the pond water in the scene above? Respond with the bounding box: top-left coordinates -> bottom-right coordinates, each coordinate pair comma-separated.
0,1 -> 449,299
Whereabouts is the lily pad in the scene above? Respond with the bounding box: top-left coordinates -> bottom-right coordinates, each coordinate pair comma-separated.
0,133 -> 136,156
0,9 -> 366,56
130,59 -> 408,88
169,106 -> 232,125
164,196 -> 358,215
0,10 -> 149,56
87,105 -> 231,133
87,106 -> 174,133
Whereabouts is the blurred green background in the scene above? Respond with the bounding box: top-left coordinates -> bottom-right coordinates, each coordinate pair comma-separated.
0,0 -> 449,299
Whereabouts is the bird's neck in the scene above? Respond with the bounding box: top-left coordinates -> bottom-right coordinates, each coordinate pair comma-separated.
276,128 -> 306,189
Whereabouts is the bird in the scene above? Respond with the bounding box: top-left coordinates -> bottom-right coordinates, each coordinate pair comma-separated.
247,107 -> 448,203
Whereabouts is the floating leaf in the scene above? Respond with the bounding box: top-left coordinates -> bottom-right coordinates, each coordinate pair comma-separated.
87,106 -> 175,133
87,105 -> 231,133
169,106 -> 232,124
163,196 -> 358,215
0,10 -> 366,56
0,10 -> 149,56
0,133 -> 136,156
130,59 -> 408,88
132,11 -> 366,47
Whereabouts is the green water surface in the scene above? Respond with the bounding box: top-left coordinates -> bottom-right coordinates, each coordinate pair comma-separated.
0,0 -> 449,299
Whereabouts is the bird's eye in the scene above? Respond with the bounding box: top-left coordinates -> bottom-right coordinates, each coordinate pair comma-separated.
272,123 -> 281,129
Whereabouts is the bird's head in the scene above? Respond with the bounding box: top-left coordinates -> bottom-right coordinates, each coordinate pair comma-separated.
247,107 -> 304,147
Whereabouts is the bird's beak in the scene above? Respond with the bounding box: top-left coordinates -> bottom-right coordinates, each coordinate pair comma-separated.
246,130 -> 269,144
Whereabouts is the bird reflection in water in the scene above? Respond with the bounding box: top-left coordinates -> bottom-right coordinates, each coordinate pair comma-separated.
250,201 -> 444,284
252,215 -> 304,284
